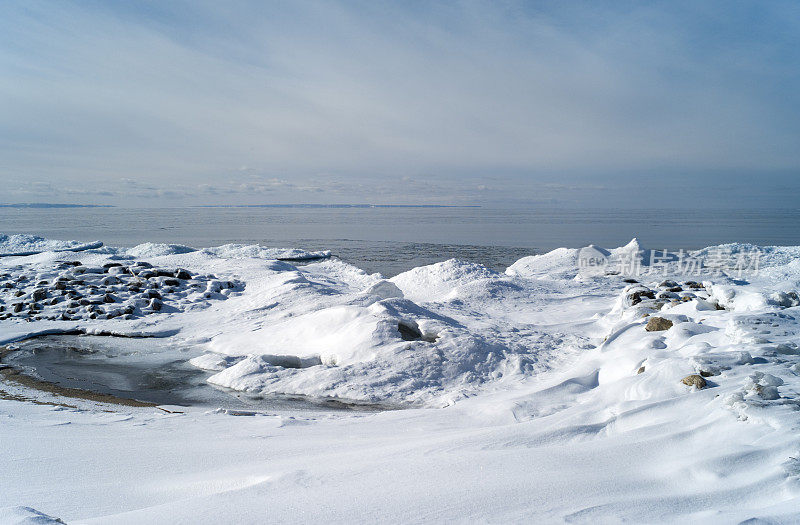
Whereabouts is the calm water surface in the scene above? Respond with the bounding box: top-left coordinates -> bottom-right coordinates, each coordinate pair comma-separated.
6,336 -> 382,411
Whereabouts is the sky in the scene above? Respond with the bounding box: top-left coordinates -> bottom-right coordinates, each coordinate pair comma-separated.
1,0 -> 799,207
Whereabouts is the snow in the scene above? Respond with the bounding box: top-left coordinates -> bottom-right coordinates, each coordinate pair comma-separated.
0,506 -> 64,524
0,234 -> 103,257
124,243 -> 197,257
2,235 -> 800,522
200,243 -> 332,261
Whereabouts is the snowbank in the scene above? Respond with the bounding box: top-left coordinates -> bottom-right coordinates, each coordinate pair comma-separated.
3,235 -> 800,521
0,234 -> 102,256
0,506 -> 65,524
201,243 -> 331,261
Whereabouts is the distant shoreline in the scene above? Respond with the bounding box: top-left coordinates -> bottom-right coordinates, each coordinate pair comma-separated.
2,203 -> 478,209
194,204 -> 481,208
0,203 -> 114,208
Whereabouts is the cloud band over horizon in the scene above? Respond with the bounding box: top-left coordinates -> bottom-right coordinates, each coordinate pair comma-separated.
1,0 -> 799,206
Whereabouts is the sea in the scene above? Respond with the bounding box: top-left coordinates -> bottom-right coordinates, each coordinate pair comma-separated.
2,206 -> 799,277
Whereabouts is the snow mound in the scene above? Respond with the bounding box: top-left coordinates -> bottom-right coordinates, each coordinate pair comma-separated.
362,280 -> 404,299
188,353 -> 244,371
203,293 -> 502,405
0,234 -> 102,257
125,243 -> 197,257
506,247 -> 580,280
201,243 -> 331,261
390,259 -> 500,303
192,254 -> 576,405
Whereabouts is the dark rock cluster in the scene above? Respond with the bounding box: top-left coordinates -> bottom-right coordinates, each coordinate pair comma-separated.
0,260 -> 244,322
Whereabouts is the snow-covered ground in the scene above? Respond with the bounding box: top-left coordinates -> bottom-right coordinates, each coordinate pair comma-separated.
1,236 -> 800,523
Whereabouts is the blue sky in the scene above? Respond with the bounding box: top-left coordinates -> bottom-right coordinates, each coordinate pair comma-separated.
1,0 -> 799,207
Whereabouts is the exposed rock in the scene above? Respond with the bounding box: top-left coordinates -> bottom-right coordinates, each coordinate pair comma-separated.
771,291 -> 800,308
645,317 -> 673,331
659,280 -> 679,288
628,289 -> 656,305
397,321 -> 436,342
0,259 -> 242,323
684,281 -> 704,289
699,370 -> 716,377
637,366 -> 646,374
681,374 -> 707,389
666,286 -> 683,293
398,322 -> 423,341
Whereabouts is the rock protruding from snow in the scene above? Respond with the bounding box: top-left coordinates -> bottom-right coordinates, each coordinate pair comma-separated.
0,257 -> 244,323
681,374 -> 707,389
645,317 -> 673,332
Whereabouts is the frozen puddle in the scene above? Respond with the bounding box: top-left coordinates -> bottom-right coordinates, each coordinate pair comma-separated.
1,335 -> 382,411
